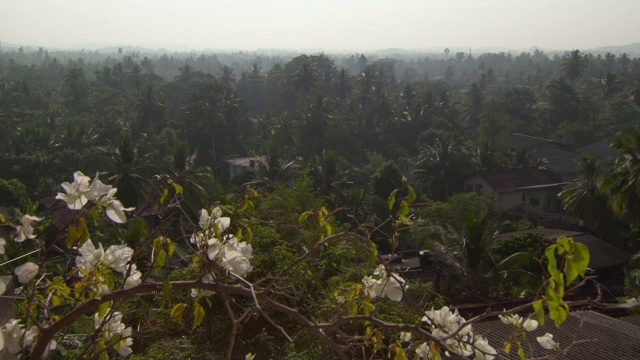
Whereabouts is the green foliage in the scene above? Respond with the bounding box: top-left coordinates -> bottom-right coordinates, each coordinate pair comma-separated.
0,178 -> 28,207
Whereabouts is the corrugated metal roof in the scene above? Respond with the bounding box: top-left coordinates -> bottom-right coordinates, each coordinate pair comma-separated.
474,311 -> 640,359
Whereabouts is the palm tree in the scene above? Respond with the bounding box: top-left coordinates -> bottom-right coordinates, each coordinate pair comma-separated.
630,80 -> 640,108
428,210 -> 534,299
414,133 -> 476,201
109,132 -> 147,207
355,67 -> 375,111
218,65 -> 236,87
561,50 -> 587,85
167,140 -> 214,219
559,154 -> 611,233
600,72 -> 622,101
603,52 -> 616,71
135,86 -> 166,133
507,146 -> 548,169
607,127 -> 640,223
291,62 -> 317,99
619,52 -> 631,73
333,68 -> 352,103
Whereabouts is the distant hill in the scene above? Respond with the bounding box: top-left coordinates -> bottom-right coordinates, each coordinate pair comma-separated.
591,43 -> 640,55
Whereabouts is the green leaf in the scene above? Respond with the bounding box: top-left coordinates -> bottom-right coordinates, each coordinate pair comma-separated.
172,182 -> 184,196
348,301 -> 358,316
193,302 -> 205,329
171,303 -> 186,321
368,243 -> 378,267
298,210 -> 312,225
154,249 -> 167,270
545,245 -> 562,283
567,242 -> 590,282
394,345 -> 407,360
388,189 -> 398,210
362,300 -> 374,316
503,342 -> 511,354
407,186 -> 416,205
161,282 -> 173,308
160,188 -> 169,204
517,344 -> 525,360
245,227 -> 253,244
533,299 -> 545,326
167,239 -> 175,257
549,301 -> 568,327
97,302 -> 110,321
397,200 -> 409,218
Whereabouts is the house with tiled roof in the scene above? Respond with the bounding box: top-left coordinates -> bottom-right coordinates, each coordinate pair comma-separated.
464,168 -> 562,211
509,134 -> 619,181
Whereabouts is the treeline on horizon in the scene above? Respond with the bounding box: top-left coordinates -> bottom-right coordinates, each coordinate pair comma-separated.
0,45 -> 639,205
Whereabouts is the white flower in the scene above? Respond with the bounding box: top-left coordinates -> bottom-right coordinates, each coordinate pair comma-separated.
415,342 -> 430,358
199,207 -> 230,234
56,171 -> 91,210
362,265 -> 405,301
537,333 -> 557,350
191,272 -> 216,297
98,189 -> 135,224
76,240 -> 105,274
2,319 -> 24,354
15,214 -> 41,242
22,326 -> 38,350
215,216 -> 231,233
94,310 -> 134,356
400,331 -> 412,342
473,334 -> 497,360
123,265 -> 142,289
96,284 -> 112,299
0,277 -> 5,296
499,313 -> 522,327
0,237 -> 6,254
199,209 -> 212,230
14,262 -> 39,283
523,318 -> 539,332
115,326 -> 133,356
245,353 -> 256,360
221,250 -> 253,276
0,330 -> 4,352
104,245 -> 134,273
86,173 -> 113,201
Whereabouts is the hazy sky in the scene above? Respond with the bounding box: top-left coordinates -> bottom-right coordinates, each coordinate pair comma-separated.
1,0 -> 638,51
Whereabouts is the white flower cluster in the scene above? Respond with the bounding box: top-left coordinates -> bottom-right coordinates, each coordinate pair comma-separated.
0,319 -> 56,357
94,310 -> 133,357
536,332 -> 557,350
0,214 -> 43,296
498,313 -> 539,332
56,171 -> 134,223
76,240 -> 142,292
362,264 -> 405,301
419,306 -> 497,360
191,208 -> 253,277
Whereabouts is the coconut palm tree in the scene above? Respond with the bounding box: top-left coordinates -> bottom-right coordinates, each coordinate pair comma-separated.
606,127 -> 640,223
427,210 -> 535,299
561,50 -> 587,85
218,65 -> 236,87
560,154 -> 611,233
291,62 -> 317,99
333,68 -> 352,103
600,72 -> 623,101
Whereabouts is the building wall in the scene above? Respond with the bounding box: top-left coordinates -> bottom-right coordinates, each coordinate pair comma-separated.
464,175 -> 523,210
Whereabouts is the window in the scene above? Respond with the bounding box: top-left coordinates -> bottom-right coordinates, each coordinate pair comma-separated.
474,184 -> 483,194
529,196 -> 540,207
466,184 -> 473,192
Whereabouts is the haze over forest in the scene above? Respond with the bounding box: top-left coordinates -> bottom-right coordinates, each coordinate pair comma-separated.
1,0 -> 639,52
